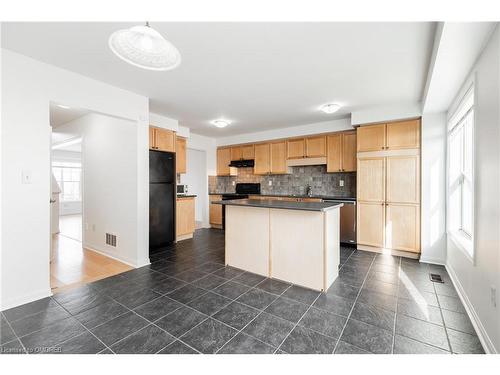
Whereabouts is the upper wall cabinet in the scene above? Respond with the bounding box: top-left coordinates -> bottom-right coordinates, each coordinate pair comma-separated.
230,146 -> 242,161
149,126 -> 176,152
254,143 -> 270,175
326,131 -> 357,172
305,136 -> 326,157
230,144 -> 255,161
357,124 -> 386,152
270,141 -> 288,174
241,145 -> 255,159
287,138 -> 305,159
357,119 -> 420,152
217,147 -> 235,176
386,119 -> 420,150
176,136 -> 187,174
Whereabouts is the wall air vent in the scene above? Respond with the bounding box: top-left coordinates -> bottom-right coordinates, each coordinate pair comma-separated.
106,233 -> 117,247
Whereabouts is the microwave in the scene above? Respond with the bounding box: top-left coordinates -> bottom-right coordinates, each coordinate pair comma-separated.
177,184 -> 188,195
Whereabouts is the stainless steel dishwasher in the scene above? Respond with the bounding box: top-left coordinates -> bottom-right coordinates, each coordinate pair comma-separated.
324,199 -> 356,245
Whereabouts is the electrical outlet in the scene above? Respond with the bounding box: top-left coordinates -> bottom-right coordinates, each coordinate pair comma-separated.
232,181 -> 235,186
339,180 -> 344,187
21,170 -> 32,184
491,286 -> 497,308
268,180 -> 272,186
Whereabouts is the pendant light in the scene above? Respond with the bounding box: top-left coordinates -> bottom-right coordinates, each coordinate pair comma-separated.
109,22 -> 181,71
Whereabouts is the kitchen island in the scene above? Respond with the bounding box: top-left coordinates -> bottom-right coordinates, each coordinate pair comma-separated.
212,199 -> 343,292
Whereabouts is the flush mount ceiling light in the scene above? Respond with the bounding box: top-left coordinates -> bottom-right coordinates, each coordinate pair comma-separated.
320,103 -> 341,114
108,22 -> 181,71
212,120 -> 230,128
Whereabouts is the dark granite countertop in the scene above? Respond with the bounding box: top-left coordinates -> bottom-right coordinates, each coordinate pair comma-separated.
177,194 -> 197,198
208,192 -> 356,201
212,199 -> 343,212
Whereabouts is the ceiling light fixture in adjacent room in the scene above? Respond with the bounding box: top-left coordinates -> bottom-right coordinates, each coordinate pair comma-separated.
320,103 -> 341,114
212,120 -> 230,128
108,22 -> 181,71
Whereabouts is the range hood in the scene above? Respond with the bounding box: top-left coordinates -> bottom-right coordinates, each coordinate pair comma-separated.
229,159 -> 255,168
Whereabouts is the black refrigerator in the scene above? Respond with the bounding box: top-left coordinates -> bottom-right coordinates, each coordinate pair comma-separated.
149,150 -> 176,255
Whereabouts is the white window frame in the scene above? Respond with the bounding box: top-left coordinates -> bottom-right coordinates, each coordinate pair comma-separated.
446,84 -> 475,262
52,160 -> 82,203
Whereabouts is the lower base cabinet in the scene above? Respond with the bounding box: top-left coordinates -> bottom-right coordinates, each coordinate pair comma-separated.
357,200 -> 420,254
385,203 -> 420,253
209,195 -> 222,228
357,201 -> 385,248
176,197 -> 195,240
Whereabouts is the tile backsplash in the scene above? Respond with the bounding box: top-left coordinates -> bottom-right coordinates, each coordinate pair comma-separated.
209,165 -> 356,197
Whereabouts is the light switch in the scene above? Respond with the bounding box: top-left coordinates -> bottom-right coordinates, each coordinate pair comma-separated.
339,180 -> 344,187
22,170 -> 32,184
268,180 -> 272,186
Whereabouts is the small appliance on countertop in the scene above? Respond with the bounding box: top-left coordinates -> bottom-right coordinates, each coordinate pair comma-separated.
176,184 -> 188,195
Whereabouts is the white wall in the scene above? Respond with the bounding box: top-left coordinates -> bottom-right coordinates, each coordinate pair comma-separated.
351,102 -> 422,126
1,49 -> 149,310
180,149 -> 208,226
420,113 -> 447,264
216,118 -> 353,146
185,133 -> 217,227
55,114 -> 142,266
446,27 -> 500,353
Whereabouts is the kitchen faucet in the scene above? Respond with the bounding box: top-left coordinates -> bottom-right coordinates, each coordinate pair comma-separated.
306,185 -> 312,197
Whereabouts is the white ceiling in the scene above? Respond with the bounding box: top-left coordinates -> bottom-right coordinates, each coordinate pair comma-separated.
50,102 -> 90,127
3,22 -> 435,137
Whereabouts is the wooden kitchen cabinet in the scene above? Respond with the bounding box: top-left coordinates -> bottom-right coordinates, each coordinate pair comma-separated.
357,201 -> 385,248
241,145 -> 255,159
287,138 -> 305,159
176,136 -> 187,174
176,197 -> 195,240
386,155 -> 420,204
209,195 -> 223,227
149,127 -> 156,149
230,146 -> 242,161
149,126 -> 176,152
357,157 -> 385,202
305,136 -> 326,157
386,119 -> 420,150
342,131 -> 357,172
326,134 -> 342,172
270,141 -> 288,174
326,131 -> 357,173
217,148 -> 233,176
385,203 -> 420,253
357,124 -> 386,152
254,143 -> 270,175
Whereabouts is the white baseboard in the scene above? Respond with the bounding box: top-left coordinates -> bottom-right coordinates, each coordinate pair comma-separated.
1,288 -> 53,311
445,263 -> 497,354
419,256 -> 446,265
84,244 -> 148,269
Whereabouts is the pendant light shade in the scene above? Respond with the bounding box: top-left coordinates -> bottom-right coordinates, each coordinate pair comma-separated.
109,23 -> 181,71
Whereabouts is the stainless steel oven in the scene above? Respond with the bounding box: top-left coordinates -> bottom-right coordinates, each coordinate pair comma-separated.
324,199 -> 356,245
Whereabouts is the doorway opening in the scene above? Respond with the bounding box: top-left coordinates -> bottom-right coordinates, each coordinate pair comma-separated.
49,103 -> 133,293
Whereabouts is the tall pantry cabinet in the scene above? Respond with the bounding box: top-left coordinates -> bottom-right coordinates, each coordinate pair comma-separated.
356,119 -> 421,255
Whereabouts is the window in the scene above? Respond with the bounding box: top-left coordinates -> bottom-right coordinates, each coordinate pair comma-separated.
52,161 -> 82,202
447,86 -> 474,258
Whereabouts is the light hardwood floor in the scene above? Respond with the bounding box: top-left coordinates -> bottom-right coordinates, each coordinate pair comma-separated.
50,215 -> 132,294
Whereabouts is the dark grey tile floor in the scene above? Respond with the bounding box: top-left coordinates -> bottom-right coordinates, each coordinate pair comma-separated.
0,229 -> 485,354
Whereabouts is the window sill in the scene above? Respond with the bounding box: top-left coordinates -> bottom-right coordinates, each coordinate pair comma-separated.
448,230 -> 475,264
